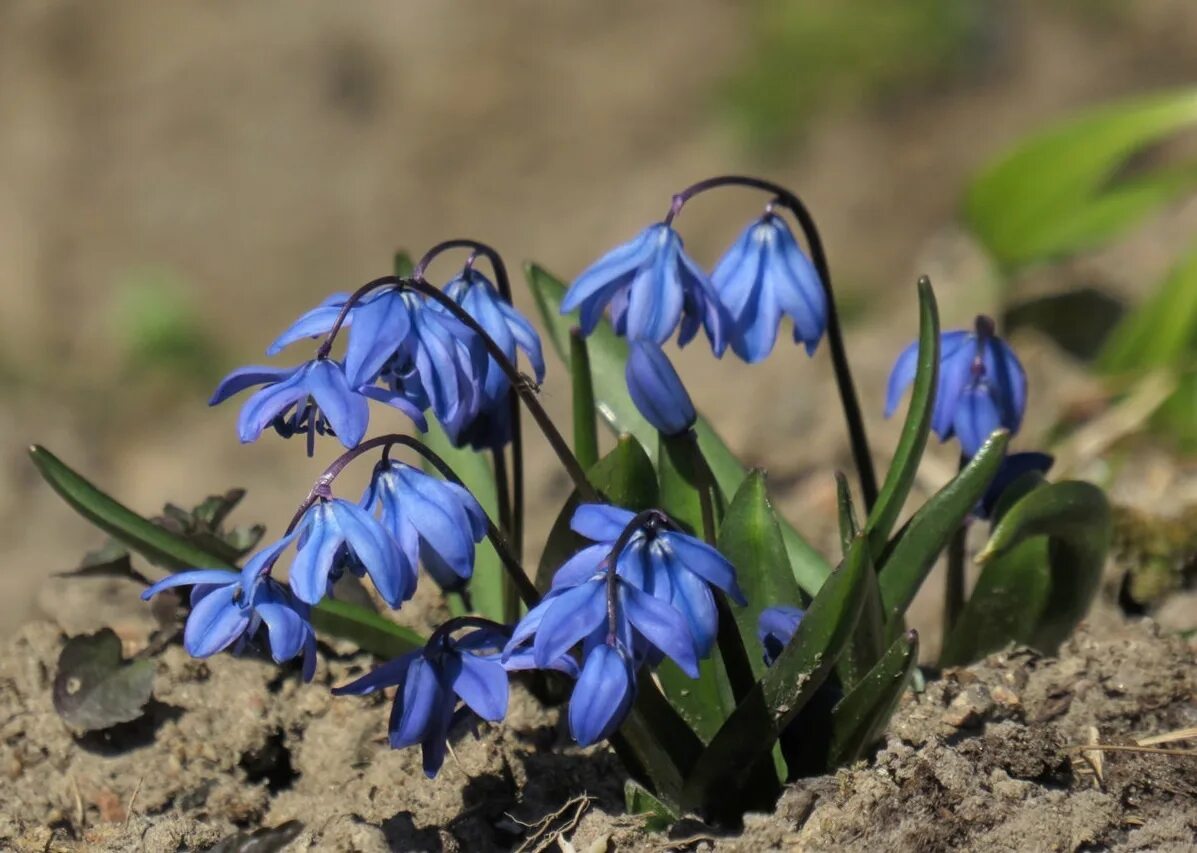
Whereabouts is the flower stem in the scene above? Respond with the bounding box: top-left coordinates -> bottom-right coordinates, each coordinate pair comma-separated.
944,522 -> 967,639
286,433 -> 542,608
666,175 -> 878,512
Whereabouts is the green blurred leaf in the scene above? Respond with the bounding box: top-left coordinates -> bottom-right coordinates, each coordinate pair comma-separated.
977,480 -> 1111,654
966,88 -> 1197,268
570,329 -> 600,471
53,628 -> 156,732
1004,288 -> 1126,362
680,535 -> 871,813
421,421 -> 505,621
625,779 -> 678,832
828,629 -> 918,767
866,277 -> 939,557
525,262 -> 832,596
30,445 -> 423,658
877,430 -> 1010,620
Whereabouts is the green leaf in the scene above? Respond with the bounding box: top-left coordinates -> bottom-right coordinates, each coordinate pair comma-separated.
30,445 -> 423,658
614,670 -> 706,810
53,628 -> 156,732
536,435 -> 657,591
827,629 -> 918,767
865,276 -> 939,558
625,780 -> 678,832
966,87 -> 1197,268
938,538 -> 1049,668
680,535 -> 871,813
877,430 -> 1010,620
658,432 -> 726,539
570,328 -> 600,471
833,470 -> 885,691
976,480 -> 1111,654
835,472 -> 860,555
525,261 -> 832,596
420,421 -> 505,621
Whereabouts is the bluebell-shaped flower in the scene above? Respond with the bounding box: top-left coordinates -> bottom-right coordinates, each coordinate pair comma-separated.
212,358 -> 418,450
563,223 -> 729,354
886,316 -> 1027,458
290,497 -> 415,608
363,460 -> 487,592
569,642 -> 636,746
441,270 -> 546,449
626,341 -> 696,436
333,625 -> 510,777
570,504 -> 746,658
757,605 -> 805,666
141,535 -> 317,680
712,214 -> 828,363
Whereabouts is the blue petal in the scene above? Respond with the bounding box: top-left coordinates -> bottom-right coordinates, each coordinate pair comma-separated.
390,657 -> 443,749
142,569 -> 236,601
305,361 -> 369,449
266,294 -> 349,355
344,289 -> 412,388
288,503 -> 345,605
624,226 -> 685,344
562,227 -> 660,333
330,498 -> 411,608
884,340 -> 920,419
666,566 -> 718,658
238,531 -> 299,592
357,385 -> 429,432
676,243 -> 729,355
659,531 -> 744,603
770,219 -> 827,354
235,369 -> 310,443
183,584 -> 248,658
333,650 -> 421,696
447,652 -> 508,722
501,645 -> 580,678
983,337 -> 1027,433
620,583 -> 698,677
254,601 -> 309,663
533,580 -> 608,668
758,605 -> 804,665
978,451 -> 1053,520
497,300 -> 546,383
625,341 -> 696,436
954,385 -> 1003,458
504,592 -> 557,656
549,543 -> 609,590
933,334 -> 978,440
570,503 -> 636,543
394,467 -> 479,584
568,643 -> 635,746
210,365 -> 298,406
419,678 -> 457,778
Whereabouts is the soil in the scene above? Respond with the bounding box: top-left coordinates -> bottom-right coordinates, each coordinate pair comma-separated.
2,596 -> 1195,852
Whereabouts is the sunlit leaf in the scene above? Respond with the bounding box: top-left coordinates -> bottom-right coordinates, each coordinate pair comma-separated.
570,328 -> 600,471
827,629 -> 918,766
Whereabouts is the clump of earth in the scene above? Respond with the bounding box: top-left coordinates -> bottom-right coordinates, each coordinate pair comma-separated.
2,579 -> 1195,852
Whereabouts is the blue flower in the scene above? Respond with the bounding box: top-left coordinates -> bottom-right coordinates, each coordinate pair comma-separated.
712,213 -> 828,363
290,498 -> 416,609
569,642 -> 636,746
333,625 -> 510,777
440,270 -> 547,449
757,605 -> 805,666
363,460 -> 487,592
563,223 -> 729,354
141,535 -> 317,681
886,316 -> 1027,457
626,341 -> 696,436
977,451 -> 1054,520
571,504 -> 746,658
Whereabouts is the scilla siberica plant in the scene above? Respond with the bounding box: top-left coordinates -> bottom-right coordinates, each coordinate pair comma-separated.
35,177 -> 1112,826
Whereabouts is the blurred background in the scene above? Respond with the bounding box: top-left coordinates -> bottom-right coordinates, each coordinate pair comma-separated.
4,0 -> 1196,645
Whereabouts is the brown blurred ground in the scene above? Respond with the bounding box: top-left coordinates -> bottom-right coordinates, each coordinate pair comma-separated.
3,0 -> 1197,637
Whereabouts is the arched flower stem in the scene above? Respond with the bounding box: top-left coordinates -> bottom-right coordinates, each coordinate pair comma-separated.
284,433 -> 542,609
665,174 -> 878,512
425,615 -> 510,655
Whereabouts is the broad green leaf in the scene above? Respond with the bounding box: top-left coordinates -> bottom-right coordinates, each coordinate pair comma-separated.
658,431 -> 726,540
570,328 -> 600,471
966,87 -> 1197,268
877,430 -> 1010,620
625,780 -> 678,832
938,538 -> 1049,668
30,445 -> 423,658
827,629 -> 918,767
536,435 -> 657,591
977,480 -> 1111,654
613,670 -> 706,809
421,420 -> 505,621
680,535 -> 871,814
866,276 -> 939,557
525,262 -> 832,596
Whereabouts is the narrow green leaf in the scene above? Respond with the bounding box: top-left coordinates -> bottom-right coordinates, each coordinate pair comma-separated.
877,430 -> 1010,620
29,445 -> 423,658
718,470 -> 804,682
525,261 -> 832,596
658,432 -> 726,539
828,629 -> 919,767
421,421 -> 505,621
570,328 -> 600,471
977,480 -> 1111,654
680,535 -> 871,813
966,87 -> 1197,268
938,538 -> 1049,668
833,470 -> 885,690
865,277 -> 939,557
625,779 -> 679,832
835,472 -> 860,555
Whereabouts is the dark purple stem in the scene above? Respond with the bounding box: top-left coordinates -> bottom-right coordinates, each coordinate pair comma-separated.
602,509 -> 672,645
426,615 -> 511,655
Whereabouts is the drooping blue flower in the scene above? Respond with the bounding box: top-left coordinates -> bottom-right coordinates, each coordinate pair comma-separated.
212,358 -> 423,450
569,642 -> 636,746
362,460 -> 487,592
757,605 -> 805,667
626,341 -> 696,437
563,223 -> 729,355
333,625 -> 510,777
439,269 -> 547,450
141,535 -> 317,681
290,498 -> 416,609
569,504 -> 746,658
886,316 -> 1027,457
712,214 -> 828,363
977,451 -> 1054,520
